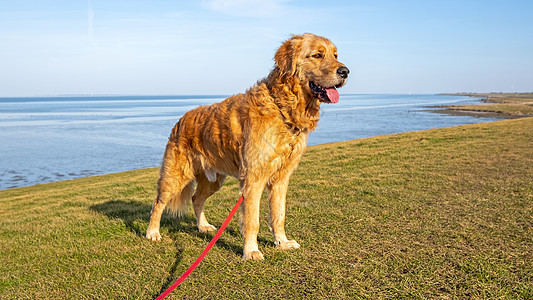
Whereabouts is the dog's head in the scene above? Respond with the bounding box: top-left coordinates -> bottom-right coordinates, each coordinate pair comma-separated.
275,33 -> 349,103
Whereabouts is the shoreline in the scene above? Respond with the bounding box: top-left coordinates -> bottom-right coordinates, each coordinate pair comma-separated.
1,93 -> 524,191
426,107 -> 517,119
433,92 -> 533,119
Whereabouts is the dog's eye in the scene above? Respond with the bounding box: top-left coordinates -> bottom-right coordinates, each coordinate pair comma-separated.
312,53 -> 323,59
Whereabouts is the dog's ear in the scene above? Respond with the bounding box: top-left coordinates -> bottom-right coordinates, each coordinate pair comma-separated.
275,35 -> 302,79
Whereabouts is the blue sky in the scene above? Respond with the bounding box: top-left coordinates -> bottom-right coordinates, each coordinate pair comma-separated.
0,0 -> 532,96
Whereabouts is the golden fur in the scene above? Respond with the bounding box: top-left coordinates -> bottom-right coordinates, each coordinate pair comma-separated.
146,33 -> 349,260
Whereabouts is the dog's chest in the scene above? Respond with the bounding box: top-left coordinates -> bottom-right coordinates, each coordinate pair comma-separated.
264,128 -> 306,165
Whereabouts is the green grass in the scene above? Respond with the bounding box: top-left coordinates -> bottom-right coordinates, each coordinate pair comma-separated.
1,118 -> 532,299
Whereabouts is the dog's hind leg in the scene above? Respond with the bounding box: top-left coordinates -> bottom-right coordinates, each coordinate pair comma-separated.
192,172 -> 227,233
146,144 -> 194,241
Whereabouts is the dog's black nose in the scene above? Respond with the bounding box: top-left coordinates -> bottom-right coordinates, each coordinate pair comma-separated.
337,66 -> 349,78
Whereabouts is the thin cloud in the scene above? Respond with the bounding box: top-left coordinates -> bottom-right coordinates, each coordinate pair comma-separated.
88,0 -> 95,45
202,0 -> 291,17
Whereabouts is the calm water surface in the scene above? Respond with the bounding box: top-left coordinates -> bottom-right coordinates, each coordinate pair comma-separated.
0,94 -> 500,189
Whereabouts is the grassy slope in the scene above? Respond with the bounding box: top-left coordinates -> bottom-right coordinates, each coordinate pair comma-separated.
1,118 -> 532,299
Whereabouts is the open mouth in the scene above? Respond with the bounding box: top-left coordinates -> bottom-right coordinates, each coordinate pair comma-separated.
309,81 -> 340,103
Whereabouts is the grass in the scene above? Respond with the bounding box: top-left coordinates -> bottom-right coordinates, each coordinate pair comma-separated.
441,93 -> 533,117
1,118 -> 532,299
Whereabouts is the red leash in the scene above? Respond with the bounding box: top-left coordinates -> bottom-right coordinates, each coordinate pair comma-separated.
155,195 -> 244,300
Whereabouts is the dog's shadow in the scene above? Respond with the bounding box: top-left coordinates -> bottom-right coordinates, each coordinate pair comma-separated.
89,200 -> 270,256
91,200 -> 272,296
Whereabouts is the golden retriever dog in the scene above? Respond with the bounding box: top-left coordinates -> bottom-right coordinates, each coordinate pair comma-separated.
146,33 -> 349,260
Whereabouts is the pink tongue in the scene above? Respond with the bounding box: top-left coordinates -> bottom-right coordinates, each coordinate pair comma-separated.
326,87 -> 339,103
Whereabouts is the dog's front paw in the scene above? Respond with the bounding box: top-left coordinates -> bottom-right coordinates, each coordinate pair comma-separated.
198,224 -> 217,233
146,229 -> 162,241
276,239 -> 300,250
243,250 -> 264,261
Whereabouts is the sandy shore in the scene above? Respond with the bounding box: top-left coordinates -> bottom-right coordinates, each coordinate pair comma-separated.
433,93 -> 533,119
429,107 -> 515,119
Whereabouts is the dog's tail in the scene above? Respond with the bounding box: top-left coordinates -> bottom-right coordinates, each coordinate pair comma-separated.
165,181 -> 195,217
158,119 -> 196,216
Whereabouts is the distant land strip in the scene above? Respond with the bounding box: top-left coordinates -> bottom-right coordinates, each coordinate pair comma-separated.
435,93 -> 533,118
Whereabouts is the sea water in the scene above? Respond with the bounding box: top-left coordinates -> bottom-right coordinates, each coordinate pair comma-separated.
0,94 -> 500,189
